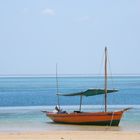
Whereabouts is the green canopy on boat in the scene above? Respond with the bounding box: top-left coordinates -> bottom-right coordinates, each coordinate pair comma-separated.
57,89 -> 118,97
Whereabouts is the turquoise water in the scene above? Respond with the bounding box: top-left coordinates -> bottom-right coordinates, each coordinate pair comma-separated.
0,76 -> 140,131
0,105 -> 139,132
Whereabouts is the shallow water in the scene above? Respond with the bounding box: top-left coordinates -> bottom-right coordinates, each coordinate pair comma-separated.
0,105 -> 139,132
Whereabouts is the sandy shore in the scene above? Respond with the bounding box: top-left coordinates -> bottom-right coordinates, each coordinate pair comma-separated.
0,131 -> 140,140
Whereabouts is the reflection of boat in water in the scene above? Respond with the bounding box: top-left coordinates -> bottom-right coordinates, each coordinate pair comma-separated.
43,47 -> 130,126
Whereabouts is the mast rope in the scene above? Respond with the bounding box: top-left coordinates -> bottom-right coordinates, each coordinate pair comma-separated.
108,50 -> 115,90
95,49 -> 105,111
96,50 -> 105,89
109,112 -> 115,126
108,50 -> 117,105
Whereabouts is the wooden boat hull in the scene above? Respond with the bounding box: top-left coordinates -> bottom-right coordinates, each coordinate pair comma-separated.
45,110 -> 124,126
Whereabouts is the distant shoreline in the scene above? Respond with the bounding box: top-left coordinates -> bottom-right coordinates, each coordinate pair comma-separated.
0,74 -> 140,77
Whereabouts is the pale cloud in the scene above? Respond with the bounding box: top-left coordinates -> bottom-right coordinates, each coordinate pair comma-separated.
41,8 -> 55,16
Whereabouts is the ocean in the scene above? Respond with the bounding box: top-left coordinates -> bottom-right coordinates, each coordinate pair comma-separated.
0,76 -> 140,131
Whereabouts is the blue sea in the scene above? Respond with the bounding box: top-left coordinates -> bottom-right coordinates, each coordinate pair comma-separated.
0,76 -> 140,132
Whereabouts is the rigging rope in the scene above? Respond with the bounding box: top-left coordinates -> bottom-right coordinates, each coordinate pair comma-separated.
95,49 -> 105,111
108,50 -> 118,106
109,112 -> 115,126
108,50 -> 115,90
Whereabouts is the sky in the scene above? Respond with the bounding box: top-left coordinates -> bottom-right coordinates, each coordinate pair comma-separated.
0,0 -> 140,75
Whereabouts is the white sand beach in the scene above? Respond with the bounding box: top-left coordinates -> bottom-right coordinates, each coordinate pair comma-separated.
0,131 -> 140,140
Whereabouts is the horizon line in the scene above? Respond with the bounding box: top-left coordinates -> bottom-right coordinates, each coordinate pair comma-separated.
0,73 -> 140,77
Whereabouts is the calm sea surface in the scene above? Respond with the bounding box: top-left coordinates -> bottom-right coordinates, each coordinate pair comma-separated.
0,76 -> 140,131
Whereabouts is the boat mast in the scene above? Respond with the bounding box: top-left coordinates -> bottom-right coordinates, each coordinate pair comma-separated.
104,47 -> 107,112
56,63 -> 60,109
